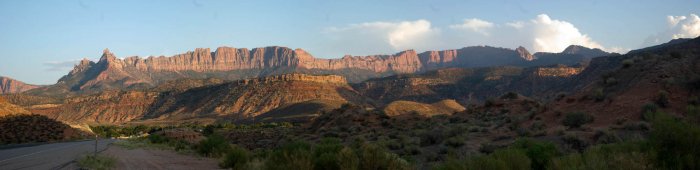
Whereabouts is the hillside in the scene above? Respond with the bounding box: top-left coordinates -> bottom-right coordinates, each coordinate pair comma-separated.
25,74 -> 369,124
542,36 -> 700,127
0,97 -> 30,116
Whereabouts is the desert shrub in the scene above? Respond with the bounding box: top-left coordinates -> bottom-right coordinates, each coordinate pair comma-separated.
77,155 -> 116,170
148,134 -> 169,144
604,77 -> 617,86
197,134 -> 231,157
622,59 -> 634,68
593,129 -> 621,144
220,145 -> 250,170
562,112 -> 594,128
419,129 -> 445,146
649,112 -> 700,170
592,88 -> 605,102
336,147 -> 359,170
357,143 -> 411,170
656,90 -> 670,108
641,103 -> 658,116
550,140 -> 652,170
511,138 -> 560,170
434,147 -> 530,170
444,136 -> 465,148
313,138 -> 344,170
265,141 -> 314,170
561,134 -> 588,152
501,92 -> 519,100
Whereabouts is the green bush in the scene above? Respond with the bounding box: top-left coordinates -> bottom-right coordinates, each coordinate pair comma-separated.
265,141 -> 315,170
434,148 -> 530,170
592,88 -> 605,102
649,112 -> 700,169
220,145 -> 250,170
511,139 -> 559,170
148,134 -> 169,144
197,134 -> 231,157
562,112 -> 594,128
622,59 -> 634,68
656,91 -> 670,108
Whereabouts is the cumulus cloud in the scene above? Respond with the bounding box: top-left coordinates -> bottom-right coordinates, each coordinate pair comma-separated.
644,14 -> 700,46
322,14 -> 623,56
449,14 -> 609,53
669,14 -> 700,39
323,20 -> 441,56
450,19 -> 495,36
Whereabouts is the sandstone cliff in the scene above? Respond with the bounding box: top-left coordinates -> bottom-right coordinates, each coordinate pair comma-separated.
0,76 -> 39,94
38,45 -> 608,95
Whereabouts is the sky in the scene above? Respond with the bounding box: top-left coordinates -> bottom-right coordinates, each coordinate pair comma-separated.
0,0 -> 699,85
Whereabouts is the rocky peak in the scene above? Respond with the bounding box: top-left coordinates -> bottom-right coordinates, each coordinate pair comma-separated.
99,48 -> 117,62
561,45 -> 610,58
516,46 -> 535,61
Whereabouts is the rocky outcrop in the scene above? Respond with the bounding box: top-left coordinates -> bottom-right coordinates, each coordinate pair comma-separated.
0,76 -> 39,94
534,65 -> 583,77
516,46 -> 535,61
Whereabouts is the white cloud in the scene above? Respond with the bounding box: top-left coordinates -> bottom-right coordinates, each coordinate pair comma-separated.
450,19 -> 495,36
322,14 -> 624,56
670,14 -> 700,39
529,14 -> 604,52
449,14 -> 610,53
323,20 -> 441,56
644,14 -> 700,46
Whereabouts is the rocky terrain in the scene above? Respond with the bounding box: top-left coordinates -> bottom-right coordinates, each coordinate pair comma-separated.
0,76 -> 39,94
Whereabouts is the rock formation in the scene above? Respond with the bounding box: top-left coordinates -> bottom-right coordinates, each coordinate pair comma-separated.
36,45 -> 608,95
0,76 -> 39,94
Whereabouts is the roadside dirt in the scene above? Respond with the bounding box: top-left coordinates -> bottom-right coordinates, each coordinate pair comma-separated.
101,145 -> 221,170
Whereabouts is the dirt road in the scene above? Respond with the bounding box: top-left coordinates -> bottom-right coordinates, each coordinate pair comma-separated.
101,145 -> 222,170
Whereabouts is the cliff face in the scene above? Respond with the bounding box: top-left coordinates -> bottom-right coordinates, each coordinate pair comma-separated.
0,77 -> 39,94
45,45 -> 606,94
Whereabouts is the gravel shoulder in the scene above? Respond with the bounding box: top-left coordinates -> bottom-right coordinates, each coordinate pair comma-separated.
101,144 -> 221,170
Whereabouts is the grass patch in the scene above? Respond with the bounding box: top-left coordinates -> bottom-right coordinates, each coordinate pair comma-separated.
77,154 -> 116,170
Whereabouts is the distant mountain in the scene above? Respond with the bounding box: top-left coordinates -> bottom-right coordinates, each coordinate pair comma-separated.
0,76 -> 39,94
534,45 -> 613,59
28,45 -> 609,95
561,45 -> 612,58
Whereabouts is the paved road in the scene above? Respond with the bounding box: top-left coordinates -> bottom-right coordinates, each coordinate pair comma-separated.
0,139 -> 115,170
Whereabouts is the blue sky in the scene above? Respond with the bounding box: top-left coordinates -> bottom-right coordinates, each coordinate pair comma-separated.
1,0 -> 699,85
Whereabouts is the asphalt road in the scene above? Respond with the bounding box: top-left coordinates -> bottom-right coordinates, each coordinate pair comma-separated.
0,139 -> 115,170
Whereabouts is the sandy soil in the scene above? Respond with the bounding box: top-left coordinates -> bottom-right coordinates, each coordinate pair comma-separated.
101,145 -> 222,170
